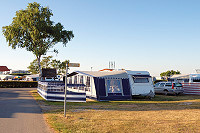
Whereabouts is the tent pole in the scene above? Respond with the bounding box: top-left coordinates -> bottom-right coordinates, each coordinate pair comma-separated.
64,63 -> 69,117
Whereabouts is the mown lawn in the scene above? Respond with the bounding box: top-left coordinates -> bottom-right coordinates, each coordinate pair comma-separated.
31,90 -> 200,133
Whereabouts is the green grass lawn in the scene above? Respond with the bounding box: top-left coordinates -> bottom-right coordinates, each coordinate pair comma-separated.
31,90 -> 200,133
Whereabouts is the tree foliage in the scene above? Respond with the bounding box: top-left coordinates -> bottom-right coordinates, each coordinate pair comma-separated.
42,56 -> 53,68
28,56 -> 69,74
2,2 -> 74,79
160,70 -> 181,77
51,59 -> 61,70
27,59 -> 39,74
59,60 -> 69,74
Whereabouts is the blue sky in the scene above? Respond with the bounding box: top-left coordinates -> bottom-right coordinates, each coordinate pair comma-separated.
0,0 -> 200,76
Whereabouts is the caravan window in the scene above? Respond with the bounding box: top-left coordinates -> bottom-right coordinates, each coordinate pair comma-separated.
80,76 -> 84,84
192,78 -> 200,82
86,77 -> 90,87
106,79 -> 123,93
85,77 -> 91,92
134,78 -> 149,83
68,77 -> 72,84
74,76 -> 77,84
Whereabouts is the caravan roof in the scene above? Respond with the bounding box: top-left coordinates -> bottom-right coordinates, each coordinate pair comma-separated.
170,74 -> 189,79
126,70 -> 150,75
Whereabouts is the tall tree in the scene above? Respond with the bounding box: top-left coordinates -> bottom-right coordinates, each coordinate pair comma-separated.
2,2 -> 74,80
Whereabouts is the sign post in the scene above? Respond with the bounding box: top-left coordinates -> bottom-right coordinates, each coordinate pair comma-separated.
64,63 -> 80,117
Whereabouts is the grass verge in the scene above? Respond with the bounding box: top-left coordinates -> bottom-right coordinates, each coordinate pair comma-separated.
31,90 -> 200,133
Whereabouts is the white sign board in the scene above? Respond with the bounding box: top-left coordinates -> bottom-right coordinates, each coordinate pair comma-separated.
68,63 -> 80,67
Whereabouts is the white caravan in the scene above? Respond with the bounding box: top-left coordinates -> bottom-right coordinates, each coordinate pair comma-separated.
189,74 -> 200,83
126,70 -> 154,97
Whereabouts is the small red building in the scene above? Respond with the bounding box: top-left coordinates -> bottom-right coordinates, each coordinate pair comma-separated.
0,66 -> 10,74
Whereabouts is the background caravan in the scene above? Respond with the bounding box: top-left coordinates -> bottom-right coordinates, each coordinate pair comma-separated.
167,74 -> 200,95
67,70 -> 155,101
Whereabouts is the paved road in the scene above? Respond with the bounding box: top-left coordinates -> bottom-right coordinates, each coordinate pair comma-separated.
0,88 -> 53,133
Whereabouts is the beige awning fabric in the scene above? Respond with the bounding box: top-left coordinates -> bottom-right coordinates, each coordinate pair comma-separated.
70,70 -> 129,79
170,74 -> 189,79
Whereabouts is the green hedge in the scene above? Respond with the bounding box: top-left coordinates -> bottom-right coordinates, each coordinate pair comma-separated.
10,73 -> 31,76
0,81 -> 38,88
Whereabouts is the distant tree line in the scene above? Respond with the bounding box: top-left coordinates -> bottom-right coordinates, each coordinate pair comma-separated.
160,70 -> 181,78
28,56 -> 69,75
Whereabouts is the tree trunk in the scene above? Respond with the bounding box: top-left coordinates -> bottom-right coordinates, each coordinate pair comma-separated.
37,56 -> 42,81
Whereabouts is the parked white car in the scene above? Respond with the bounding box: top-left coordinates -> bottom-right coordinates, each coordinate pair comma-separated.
154,82 -> 183,95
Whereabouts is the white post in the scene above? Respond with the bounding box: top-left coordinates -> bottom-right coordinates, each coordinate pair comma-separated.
64,63 -> 69,117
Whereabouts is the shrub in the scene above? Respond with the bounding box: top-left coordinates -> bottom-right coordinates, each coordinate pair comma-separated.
0,81 -> 38,88
10,73 -> 31,76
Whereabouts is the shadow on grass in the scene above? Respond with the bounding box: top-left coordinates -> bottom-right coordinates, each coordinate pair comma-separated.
31,90 -> 200,112
133,94 -> 200,101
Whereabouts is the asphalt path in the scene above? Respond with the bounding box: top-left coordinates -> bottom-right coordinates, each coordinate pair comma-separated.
0,88 -> 53,133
